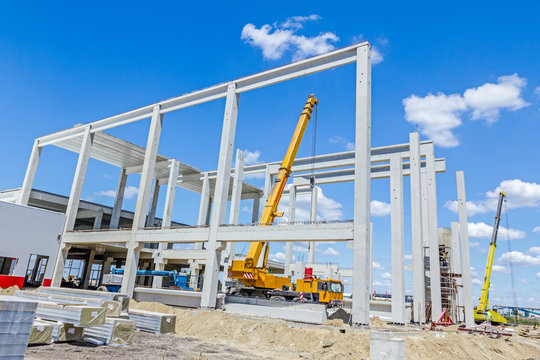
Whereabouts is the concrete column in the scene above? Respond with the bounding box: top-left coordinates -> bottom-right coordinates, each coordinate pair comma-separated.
109,168 -> 128,229
189,261 -> 200,289
51,126 -> 94,287
153,159 -> 180,289
457,171 -> 474,328
201,83 -> 239,309
83,250 -> 96,289
225,150 -> 244,276
451,221 -> 464,322
263,164 -> 272,206
102,257 -> 114,277
18,139 -> 41,205
145,180 -> 160,228
252,196 -> 260,223
295,261 -> 306,282
308,187 -> 318,264
370,221 -> 373,297
194,173 -> 211,250
409,132 -> 425,323
93,209 -> 104,230
426,143 -> 442,319
285,185 -> 296,276
121,105 -> 163,296
390,155 -> 405,324
352,44 -> 371,327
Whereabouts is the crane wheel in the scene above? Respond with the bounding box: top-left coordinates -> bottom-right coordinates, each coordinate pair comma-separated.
97,286 -> 109,292
270,296 -> 286,302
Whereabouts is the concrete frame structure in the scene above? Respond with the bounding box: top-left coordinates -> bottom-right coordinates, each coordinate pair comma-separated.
15,41 -> 462,326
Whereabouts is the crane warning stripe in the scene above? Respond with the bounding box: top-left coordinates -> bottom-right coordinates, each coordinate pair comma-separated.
243,273 -> 254,279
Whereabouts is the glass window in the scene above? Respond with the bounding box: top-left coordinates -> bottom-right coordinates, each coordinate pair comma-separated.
330,282 -> 343,293
0,256 -> 18,276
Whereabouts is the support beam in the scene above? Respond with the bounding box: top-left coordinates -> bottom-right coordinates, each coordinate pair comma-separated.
225,150 -> 244,276
121,105 -> 163,296
451,221 -> 464,322
251,196 -> 260,223
93,209 -> 104,230
18,139 -> 41,205
83,250 -> 95,289
153,159 -> 180,289
52,126 -> 93,287
426,143 -> 442,319
409,132 -> 425,323
194,173 -> 211,251
390,155 -> 405,324
457,171 -> 474,328
351,44 -> 371,327
308,187 -> 318,264
285,185 -> 296,276
109,168 -> 127,229
201,83 -> 239,309
145,180 -> 160,227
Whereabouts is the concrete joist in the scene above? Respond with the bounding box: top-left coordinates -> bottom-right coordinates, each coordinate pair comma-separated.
457,171 -> 474,328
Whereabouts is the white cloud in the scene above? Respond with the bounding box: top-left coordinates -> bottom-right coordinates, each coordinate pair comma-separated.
534,226 -> 540,234
243,149 -> 261,165
241,205 -> 251,213
381,272 -> 391,279
528,247 -> 540,256
404,254 -> 412,260
492,265 -> 509,273
278,185 -> 343,221
268,252 -> 287,261
519,278 -> 528,284
98,185 -> 138,200
446,179 -> 540,217
463,74 -> 529,123
370,200 -> 391,217
498,250 -> 540,266
535,86 -> 540,97
468,221 -> 526,240
472,278 -> 482,285
329,136 -> 354,151
373,262 -> 384,270
322,247 -> 340,256
403,92 -> 466,147
537,272 -> 540,279
371,46 -> 383,65
241,16 -> 339,61
403,74 -> 528,147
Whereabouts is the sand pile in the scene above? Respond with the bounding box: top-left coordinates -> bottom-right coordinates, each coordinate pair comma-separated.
370,316 -> 388,328
129,300 -> 540,359
0,285 -> 20,295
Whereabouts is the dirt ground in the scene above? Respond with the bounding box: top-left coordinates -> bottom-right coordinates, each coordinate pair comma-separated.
20,299 -> 540,359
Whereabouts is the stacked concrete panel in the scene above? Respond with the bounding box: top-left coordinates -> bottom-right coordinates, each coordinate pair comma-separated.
128,309 -> 176,334
83,318 -> 135,346
35,319 -> 83,342
28,321 -> 53,344
34,301 -> 106,326
38,287 -> 130,312
0,295 -> 37,360
15,290 -> 121,317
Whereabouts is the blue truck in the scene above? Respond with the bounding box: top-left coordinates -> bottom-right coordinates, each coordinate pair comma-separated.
101,269 -> 193,292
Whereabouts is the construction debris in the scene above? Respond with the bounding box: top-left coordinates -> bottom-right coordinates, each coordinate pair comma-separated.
82,318 -> 135,346
0,295 -> 38,360
128,309 -> 176,334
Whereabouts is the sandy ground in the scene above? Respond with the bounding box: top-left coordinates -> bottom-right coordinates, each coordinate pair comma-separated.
14,298 -> 540,359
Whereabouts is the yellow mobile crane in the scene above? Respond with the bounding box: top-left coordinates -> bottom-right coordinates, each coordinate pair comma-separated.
474,191 -> 508,324
228,95 -> 344,304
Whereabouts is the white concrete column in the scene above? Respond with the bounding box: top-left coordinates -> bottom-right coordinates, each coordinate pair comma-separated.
225,150 -> 244,277
189,261 -> 200,289
153,159 -> 180,289
409,132 -> 425,323
109,168 -> 128,229
201,83 -> 239,309
308,187 -> 318,264
426,143 -> 442,319
121,105 -> 163,296
450,221 -> 464,322
252,196 -> 260,223
352,44 -> 371,327
285,185 -> 296,276
83,250 -> 96,289
145,180 -> 160,228
457,171 -> 474,328
194,173 -> 211,250
390,155 -> 405,324
262,164 -> 272,206
51,126 -> 94,287
93,209 -> 104,230
18,139 -> 41,205
295,261 -> 306,282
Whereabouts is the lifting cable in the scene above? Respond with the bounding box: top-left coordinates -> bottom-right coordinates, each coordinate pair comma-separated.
503,198 -> 518,310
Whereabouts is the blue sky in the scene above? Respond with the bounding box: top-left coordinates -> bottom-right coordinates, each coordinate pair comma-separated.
1,2 -> 540,307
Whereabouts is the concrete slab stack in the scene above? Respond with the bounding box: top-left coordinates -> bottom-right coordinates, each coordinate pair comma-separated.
38,287 -> 130,312
0,295 -> 38,360
28,321 -> 53,344
128,309 -> 176,334
34,301 -> 106,326
35,319 -> 83,342
83,318 -> 135,346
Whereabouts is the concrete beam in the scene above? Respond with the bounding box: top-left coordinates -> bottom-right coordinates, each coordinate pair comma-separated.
18,139 -> 41,205
285,185 -> 296,276
351,44 -> 371,327
225,150 -> 244,276
390,155 -> 405,324
109,168 -> 127,229
145,180 -> 160,227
